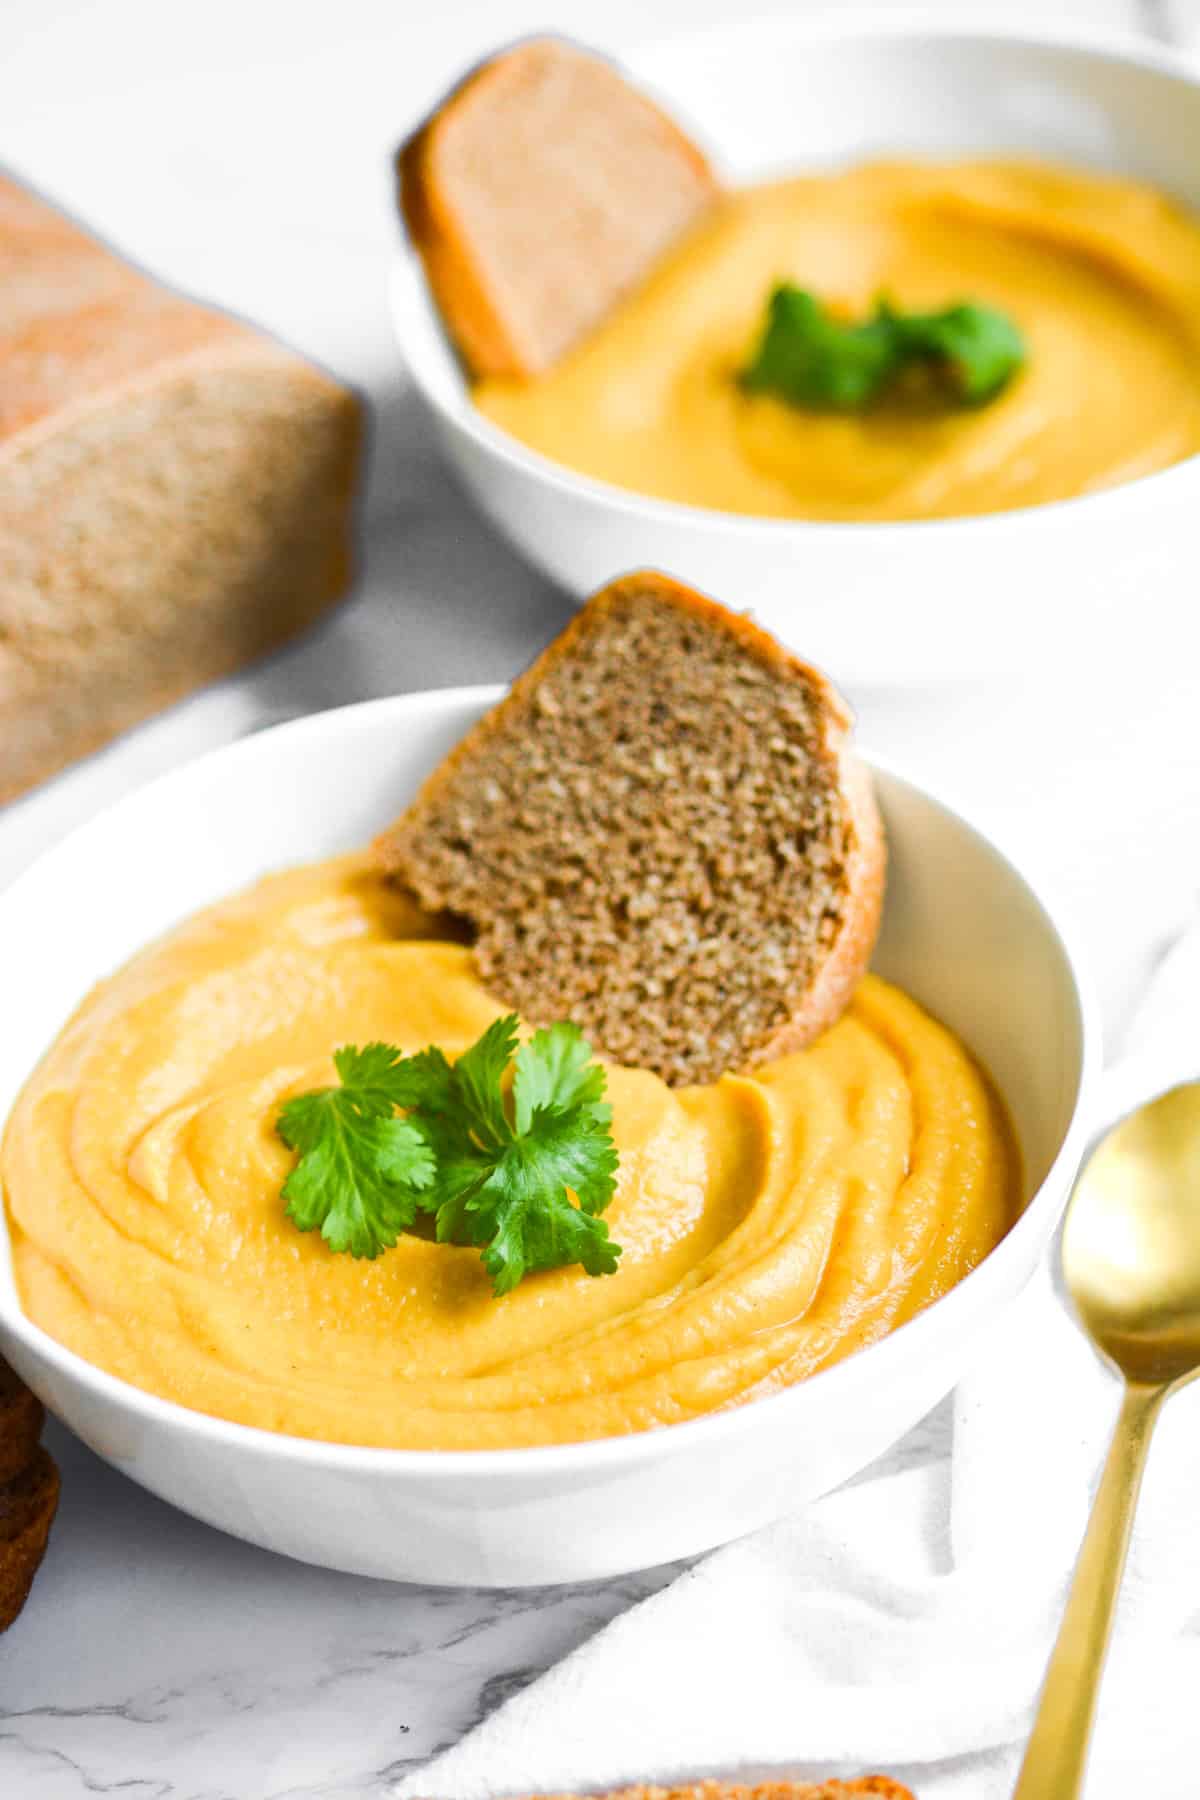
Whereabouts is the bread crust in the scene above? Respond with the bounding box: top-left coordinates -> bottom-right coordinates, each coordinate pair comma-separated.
752,744 -> 886,1063
0,172 -> 363,805
400,94 -> 526,379
0,174 -> 340,439
376,571 -> 885,1078
399,38 -> 719,378
514,1781 -> 914,1800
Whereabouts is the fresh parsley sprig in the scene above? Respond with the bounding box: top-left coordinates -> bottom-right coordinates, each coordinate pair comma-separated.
740,284 -> 1026,413
276,1017 -> 621,1296
276,1045 -> 437,1260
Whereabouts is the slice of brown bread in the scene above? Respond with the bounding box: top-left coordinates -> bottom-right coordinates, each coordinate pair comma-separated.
1,173 -> 363,805
376,573 -> 884,1086
0,1357 -> 60,1633
0,1449 -> 60,1631
0,1354 -> 44,1485
399,38 -> 720,378
527,1784 -> 913,1800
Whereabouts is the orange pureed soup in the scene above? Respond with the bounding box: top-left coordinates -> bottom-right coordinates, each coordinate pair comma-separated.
3,855 -> 1020,1448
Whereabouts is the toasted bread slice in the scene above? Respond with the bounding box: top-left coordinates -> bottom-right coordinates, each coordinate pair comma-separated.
376,573 -> 884,1086
529,1782 -> 913,1800
0,1357 -> 60,1633
0,1353 -> 44,1485
399,38 -> 720,377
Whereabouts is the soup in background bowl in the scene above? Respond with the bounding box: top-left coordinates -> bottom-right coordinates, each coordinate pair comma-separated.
393,20 -> 1200,683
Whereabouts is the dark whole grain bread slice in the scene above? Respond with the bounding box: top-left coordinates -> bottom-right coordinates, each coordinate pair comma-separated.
376,573 -> 885,1087
0,1356 -> 60,1632
0,1352 -> 44,1484
526,1784 -> 913,1800
399,38 -> 720,378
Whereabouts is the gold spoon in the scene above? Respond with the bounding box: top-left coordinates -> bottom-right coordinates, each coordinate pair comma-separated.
1014,1079 -> 1200,1798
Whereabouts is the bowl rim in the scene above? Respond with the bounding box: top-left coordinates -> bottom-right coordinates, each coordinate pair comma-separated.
390,8 -> 1200,541
0,687 -> 1101,1478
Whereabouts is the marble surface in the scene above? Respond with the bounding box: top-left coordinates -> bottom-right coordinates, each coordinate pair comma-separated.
1,1 -> 1199,1794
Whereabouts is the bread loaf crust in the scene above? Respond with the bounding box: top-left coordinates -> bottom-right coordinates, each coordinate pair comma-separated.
0,173 -> 363,804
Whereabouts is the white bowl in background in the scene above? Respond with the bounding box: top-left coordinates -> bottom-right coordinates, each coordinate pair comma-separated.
0,689 -> 1097,1585
391,16 -> 1200,685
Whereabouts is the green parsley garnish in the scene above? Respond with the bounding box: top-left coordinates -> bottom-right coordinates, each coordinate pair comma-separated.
740,284 -> 1026,412
275,1045 -> 437,1260
277,1016 -> 621,1296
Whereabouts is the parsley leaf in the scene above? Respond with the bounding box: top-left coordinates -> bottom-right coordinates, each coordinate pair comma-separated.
275,1018 -> 622,1295
740,284 -> 1026,413
447,1013 -> 519,1150
512,1020 -> 611,1134
742,286 -> 899,410
476,1123 -> 622,1297
277,1047 -> 436,1259
883,299 -> 1028,405
467,1023 -> 621,1295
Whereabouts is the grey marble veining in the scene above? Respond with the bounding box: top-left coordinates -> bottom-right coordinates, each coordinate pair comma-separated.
0,1425 -> 689,1798
0,1419 -> 943,1799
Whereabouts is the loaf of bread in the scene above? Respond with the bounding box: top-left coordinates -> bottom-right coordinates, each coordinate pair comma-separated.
0,1355 -> 59,1631
0,174 -> 363,805
399,38 -> 720,377
376,572 -> 885,1086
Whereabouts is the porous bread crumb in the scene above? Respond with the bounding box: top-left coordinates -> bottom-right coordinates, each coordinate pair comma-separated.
376,574 -> 884,1086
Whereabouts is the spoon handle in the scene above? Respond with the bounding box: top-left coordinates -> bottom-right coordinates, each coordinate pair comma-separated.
1013,1381 -> 1165,1799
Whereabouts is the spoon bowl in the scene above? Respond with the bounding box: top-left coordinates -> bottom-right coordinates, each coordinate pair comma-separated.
1064,1081 -> 1200,1388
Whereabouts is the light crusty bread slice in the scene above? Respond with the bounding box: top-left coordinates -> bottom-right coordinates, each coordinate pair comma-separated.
0,173 -> 363,805
527,1783 -> 913,1800
376,573 -> 885,1087
399,38 -> 720,378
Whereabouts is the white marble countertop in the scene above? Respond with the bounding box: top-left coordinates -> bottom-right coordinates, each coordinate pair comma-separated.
1,2 -> 1199,1794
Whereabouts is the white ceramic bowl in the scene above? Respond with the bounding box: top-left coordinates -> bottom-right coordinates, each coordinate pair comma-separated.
0,690 -> 1097,1586
392,15 -> 1200,685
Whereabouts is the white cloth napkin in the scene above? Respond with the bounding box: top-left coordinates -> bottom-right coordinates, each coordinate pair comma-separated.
397,915 -> 1200,1800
